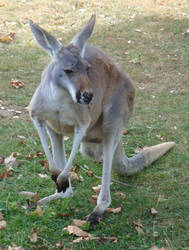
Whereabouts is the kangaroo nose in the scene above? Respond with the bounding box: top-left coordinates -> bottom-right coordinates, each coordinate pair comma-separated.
83,92 -> 93,104
77,91 -> 93,104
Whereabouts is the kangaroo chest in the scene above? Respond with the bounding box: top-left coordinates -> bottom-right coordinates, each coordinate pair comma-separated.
30,85 -> 91,135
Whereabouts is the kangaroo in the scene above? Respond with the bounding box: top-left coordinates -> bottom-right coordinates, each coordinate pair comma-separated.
29,15 -> 175,226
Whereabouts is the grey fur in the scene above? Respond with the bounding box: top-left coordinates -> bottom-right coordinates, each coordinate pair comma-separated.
29,15 -> 175,225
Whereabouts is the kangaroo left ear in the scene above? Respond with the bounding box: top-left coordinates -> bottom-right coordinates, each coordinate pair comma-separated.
29,20 -> 62,58
71,15 -> 96,57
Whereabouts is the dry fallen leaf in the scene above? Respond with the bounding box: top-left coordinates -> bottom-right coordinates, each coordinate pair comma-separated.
160,136 -> 168,142
64,136 -> 70,141
100,236 -> 118,243
73,236 -> 94,243
151,207 -> 158,215
156,134 -> 168,142
135,147 -> 143,153
35,204 -> 44,216
72,219 -> 87,227
0,220 -> 7,230
43,163 -> 49,170
36,151 -> 44,157
29,228 -> 38,243
151,247 -> 170,250
26,153 -> 35,159
115,191 -> 126,199
135,146 -> 150,153
72,164 -> 80,173
135,226 -> 145,235
10,79 -> 24,89
0,156 -> 4,164
0,32 -> 16,42
63,225 -> 92,238
122,129 -> 128,135
4,152 -> 20,168
19,191 -> 38,199
135,29 -> 142,33
70,171 -> 84,182
7,244 -> 25,250
88,195 -> 98,205
73,235 -> 118,244
19,138 -> 25,145
106,207 -> 122,213
133,221 -> 143,228
39,160 -> 48,167
55,240 -> 64,248
87,170 -> 93,176
0,169 -> 13,180
38,173 -> 49,179
151,247 -> 160,250
38,160 -> 49,170
92,184 -> 101,194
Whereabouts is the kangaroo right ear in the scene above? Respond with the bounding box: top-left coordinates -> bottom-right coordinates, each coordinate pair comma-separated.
71,15 -> 96,57
29,20 -> 62,58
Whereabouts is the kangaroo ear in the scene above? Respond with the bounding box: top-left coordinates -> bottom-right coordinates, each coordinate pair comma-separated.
29,20 -> 62,58
71,15 -> 96,57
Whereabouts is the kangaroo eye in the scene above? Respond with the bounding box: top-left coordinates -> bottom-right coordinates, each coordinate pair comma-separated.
64,69 -> 73,74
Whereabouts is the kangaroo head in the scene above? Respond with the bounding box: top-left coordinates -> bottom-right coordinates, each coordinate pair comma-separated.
29,15 -> 96,104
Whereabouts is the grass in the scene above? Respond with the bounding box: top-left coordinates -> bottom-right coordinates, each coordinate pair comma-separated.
0,0 -> 189,249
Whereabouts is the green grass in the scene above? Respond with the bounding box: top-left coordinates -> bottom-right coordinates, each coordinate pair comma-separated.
0,0 -> 189,249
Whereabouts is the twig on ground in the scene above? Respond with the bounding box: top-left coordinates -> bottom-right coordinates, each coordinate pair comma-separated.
79,165 -> 133,187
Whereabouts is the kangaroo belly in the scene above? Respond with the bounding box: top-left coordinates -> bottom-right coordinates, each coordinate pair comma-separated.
47,120 -> 74,135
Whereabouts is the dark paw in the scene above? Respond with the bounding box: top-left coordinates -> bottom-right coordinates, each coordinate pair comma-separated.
77,91 -> 93,104
56,178 -> 69,193
86,212 -> 102,228
51,174 -> 58,183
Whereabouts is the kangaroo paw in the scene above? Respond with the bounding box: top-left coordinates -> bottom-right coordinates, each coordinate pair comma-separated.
56,177 -> 70,193
86,212 -> 102,228
51,174 -> 58,183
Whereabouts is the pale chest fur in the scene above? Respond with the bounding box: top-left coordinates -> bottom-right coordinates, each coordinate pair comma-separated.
29,82 -> 91,135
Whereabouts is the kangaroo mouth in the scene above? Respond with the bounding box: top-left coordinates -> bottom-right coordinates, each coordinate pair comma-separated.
76,91 -> 93,104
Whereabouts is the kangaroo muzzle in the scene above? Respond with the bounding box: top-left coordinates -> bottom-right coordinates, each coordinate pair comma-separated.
76,90 -> 93,104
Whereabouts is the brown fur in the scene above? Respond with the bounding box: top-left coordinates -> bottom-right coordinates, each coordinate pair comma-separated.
29,16 -> 174,226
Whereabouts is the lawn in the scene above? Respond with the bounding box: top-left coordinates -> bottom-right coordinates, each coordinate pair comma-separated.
0,0 -> 189,249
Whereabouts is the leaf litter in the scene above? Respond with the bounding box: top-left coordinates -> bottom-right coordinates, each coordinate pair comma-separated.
88,195 -> 98,205
63,214 -> 119,244
135,226 -> 145,235
0,152 -> 21,179
151,207 -> 158,215
106,207 -> 122,213
4,152 -> 20,168
0,156 -> 4,164
7,243 -> 25,250
115,191 -> 126,199
0,32 -> 16,42
10,79 -> 24,89
28,228 -> 38,243
92,184 -> 101,194
72,219 -> 87,227
0,212 -> 6,230
70,171 -> 84,182
63,224 -> 118,244
151,247 -> 170,250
